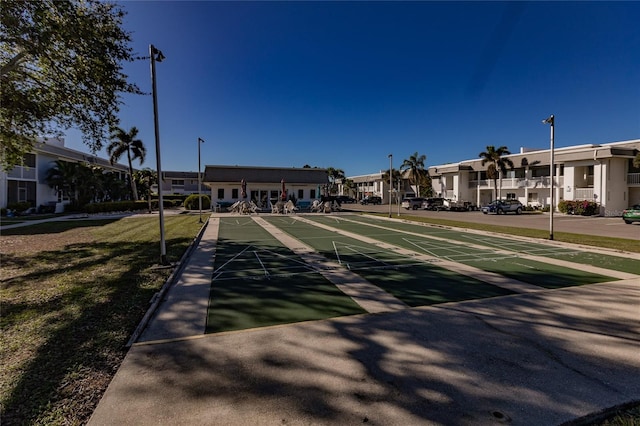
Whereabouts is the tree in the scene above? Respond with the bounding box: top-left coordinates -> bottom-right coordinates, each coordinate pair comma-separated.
342,178 -> 356,198
133,168 -> 157,213
107,127 -> 146,201
45,160 -> 78,202
479,145 -> 514,200
382,168 -> 403,202
1,0 -> 141,171
634,152 -> 640,169
45,160 -> 101,207
401,152 -> 427,196
326,167 -> 345,195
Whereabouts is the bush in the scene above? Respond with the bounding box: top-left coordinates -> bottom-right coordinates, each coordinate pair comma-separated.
83,201 -> 149,214
184,194 -> 211,210
558,200 -> 599,216
7,202 -> 32,212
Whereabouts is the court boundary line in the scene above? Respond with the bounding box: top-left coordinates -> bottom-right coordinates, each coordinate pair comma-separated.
333,215 -> 640,281
291,215 -> 543,293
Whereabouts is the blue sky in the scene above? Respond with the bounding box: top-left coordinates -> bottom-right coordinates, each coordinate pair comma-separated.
65,1 -> 640,177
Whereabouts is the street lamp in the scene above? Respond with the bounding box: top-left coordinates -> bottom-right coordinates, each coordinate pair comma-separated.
150,44 -> 168,265
542,114 -> 555,240
198,137 -> 204,223
388,154 -> 393,218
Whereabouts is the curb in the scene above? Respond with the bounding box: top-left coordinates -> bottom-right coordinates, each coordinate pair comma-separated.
125,218 -> 210,347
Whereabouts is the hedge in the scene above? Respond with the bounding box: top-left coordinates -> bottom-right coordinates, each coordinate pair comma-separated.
558,200 -> 599,216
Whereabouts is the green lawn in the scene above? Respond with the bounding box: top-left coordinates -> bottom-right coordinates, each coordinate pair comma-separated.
0,216 -> 203,425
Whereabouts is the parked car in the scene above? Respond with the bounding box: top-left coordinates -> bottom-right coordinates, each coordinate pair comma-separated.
421,197 -> 445,210
336,195 -> 356,204
622,204 -> 640,224
360,196 -> 382,205
401,197 -> 426,210
481,199 -> 524,215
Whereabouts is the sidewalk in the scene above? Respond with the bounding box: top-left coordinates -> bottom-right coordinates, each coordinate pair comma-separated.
88,214 -> 640,425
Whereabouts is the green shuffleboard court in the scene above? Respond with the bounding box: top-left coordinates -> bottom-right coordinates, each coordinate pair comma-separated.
301,215 -> 620,289
263,217 -> 515,306
207,217 -> 366,333
351,214 -> 640,275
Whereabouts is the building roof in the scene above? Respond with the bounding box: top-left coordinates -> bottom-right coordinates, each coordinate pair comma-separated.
203,165 -> 328,184
428,139 -> 640,176
35,140 -> 130,173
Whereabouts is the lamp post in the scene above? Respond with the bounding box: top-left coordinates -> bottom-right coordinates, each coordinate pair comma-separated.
542,114 -> 555,240
198,137 -> 204,223
388,154 -> 393,218
150,44 -> 168,265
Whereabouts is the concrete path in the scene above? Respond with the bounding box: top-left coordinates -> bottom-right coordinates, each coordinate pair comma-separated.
89,213 -> 640,425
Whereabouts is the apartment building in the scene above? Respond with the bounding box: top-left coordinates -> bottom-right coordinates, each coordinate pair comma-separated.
0,138 -> 129,211
428,139 -> 640,216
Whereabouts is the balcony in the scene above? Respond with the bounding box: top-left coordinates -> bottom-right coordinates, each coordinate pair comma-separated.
469,176 -> 563,189
629,173 -> 640,185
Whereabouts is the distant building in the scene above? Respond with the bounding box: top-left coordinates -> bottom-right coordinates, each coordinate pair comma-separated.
0,138 -> 129,211
428,139 -> 640,215
202,165 -> 328,210
152,171 -> 207,196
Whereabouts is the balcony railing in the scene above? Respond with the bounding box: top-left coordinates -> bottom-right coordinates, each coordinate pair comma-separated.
469,176 -> 563,189
629,173 -> 640,185
574,188 -> 594,199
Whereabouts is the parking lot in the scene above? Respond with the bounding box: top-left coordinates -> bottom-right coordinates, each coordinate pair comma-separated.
343,203 -> 640,240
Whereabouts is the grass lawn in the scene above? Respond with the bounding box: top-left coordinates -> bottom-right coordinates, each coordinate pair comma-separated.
0,215 -> 203,425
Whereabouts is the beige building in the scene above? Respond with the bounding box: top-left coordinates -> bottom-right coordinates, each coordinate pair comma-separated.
202,165 -> 328,210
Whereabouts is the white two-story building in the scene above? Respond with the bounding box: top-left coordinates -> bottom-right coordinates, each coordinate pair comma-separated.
428,139 -> 640,216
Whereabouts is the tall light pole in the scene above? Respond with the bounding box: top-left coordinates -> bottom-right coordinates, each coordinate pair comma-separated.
198,137 -> 205,223
388,154 -> 393,218
150,44 -> 168,265
542,114 -> 555,240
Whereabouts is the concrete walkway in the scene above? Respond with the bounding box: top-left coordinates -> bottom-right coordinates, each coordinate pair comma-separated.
89,213 -> 640,425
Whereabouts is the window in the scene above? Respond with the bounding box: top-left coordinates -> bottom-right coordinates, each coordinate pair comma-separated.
298,189 -> 304,199
310,189 -> 316,199
217,188 -> 224,199
270,190 -> 278,199
23,153 -> 36,168
232,188 -> 238,199
171,180 -> 184,186
506,193 -> 516,199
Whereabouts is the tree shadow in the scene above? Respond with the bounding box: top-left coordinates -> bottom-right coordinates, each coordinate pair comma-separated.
1,235 -> 193,425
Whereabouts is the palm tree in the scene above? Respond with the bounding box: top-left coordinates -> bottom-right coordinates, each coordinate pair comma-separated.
107,126 -> 146,200
479,145 -> 514,200
401,152 -> 427,196
382,168 -> 403,202
326,167 -> 345,195
46,160 -> 79,202
342,178 -> 356,198
133,168 -> 157,213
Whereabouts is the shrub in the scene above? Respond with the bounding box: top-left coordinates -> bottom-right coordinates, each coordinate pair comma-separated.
184,194 -> 211,210
7,202 -> 32,212
83,201 -> 149,214
558,200 -> 599,216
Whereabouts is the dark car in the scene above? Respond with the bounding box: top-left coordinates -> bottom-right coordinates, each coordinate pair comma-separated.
422,197 -> 446,210
360,196 -> 382,205
622,204 -> 640,224
336,195 -> 356,204
481,199 -> 523,215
